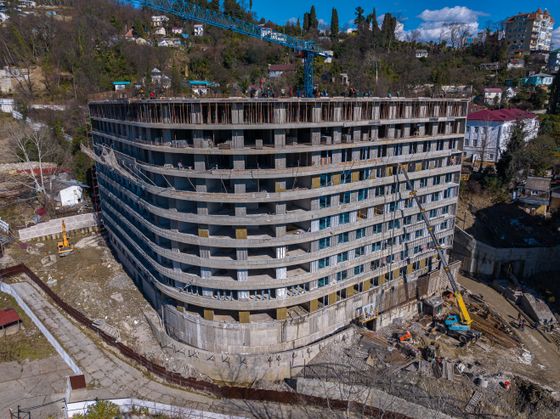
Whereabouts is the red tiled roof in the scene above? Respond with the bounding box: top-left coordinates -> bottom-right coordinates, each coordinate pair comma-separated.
0,308 -> 21,328
467,108 -> 537,122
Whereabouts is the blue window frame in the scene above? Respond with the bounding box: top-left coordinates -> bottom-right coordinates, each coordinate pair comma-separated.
358,188 -> 368,201
337,252 -> 349,263
318,257 -> 330,269
319,217 -> 331,230
340,192 -> 351,204
338,232 -> 349,244
319,237 -> 331,249
319,195 -> 331,208
339,212 -> 350,224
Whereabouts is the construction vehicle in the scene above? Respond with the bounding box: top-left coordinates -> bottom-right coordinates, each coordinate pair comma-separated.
57,221 -> 74,257
134,0 -> 332,97
398,164 -> 481,344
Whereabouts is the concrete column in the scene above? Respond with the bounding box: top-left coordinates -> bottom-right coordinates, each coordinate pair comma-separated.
312,104 -> 322,122
311,128 -> 321,145
232,103 -> 244,124
274,129 -> 286,148
275,154 -> 286,169
233,155 -> 245,170
236,248 -> 247,260
237,270 -> 248,281
333,127 -> 342,144
232,130 -> 244,148
276,267 -> 287,280
274,104 -> 286,124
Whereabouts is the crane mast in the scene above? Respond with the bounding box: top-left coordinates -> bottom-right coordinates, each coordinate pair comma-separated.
136,0 -> 331,97
397,164 -> 473,326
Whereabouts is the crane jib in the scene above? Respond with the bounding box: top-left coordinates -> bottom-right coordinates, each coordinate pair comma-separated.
134,0 -> 331,96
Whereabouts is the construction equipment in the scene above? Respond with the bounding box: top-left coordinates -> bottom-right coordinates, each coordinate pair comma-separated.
398,164 -> 481,343
398,330 -> 412,342
135,0 -> 332,97
57,221 -> 74,257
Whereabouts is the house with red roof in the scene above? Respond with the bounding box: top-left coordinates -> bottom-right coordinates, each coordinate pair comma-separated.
0,308 -> 22,336
464,108 -> 539,165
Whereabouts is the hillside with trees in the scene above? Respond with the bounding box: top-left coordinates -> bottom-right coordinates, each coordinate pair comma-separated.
0,0 -> 558,183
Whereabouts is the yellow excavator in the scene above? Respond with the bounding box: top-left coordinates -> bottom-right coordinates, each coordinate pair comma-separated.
57,221 -> 74,257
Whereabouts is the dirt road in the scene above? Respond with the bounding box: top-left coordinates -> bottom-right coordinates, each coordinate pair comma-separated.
459,275 -> 560,389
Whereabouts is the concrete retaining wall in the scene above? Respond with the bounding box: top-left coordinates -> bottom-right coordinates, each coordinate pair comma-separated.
452,227 -> 560,279
18,213 -> 100,241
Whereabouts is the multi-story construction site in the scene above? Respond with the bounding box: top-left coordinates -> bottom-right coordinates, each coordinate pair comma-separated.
86,97 -> 467,356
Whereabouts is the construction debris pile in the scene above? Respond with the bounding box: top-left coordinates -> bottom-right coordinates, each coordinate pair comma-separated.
300,291 -> 560,418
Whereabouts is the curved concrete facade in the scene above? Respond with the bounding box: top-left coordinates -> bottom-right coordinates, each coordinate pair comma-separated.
88,97 -> 467,354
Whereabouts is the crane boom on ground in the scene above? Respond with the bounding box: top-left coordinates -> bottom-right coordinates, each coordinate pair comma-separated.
397,164 -> 473,326
133,0 -> 332,97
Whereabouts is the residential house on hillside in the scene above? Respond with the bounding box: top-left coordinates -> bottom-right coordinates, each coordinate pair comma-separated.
463,108 -> 539,166
516,176 -> 552,216
268,64 -> 296,78
547,49 -> 560,73
193,24 -> 204,36
521,73 -> 554,87
151,15 -> 169,27
415,49 -> 428,58
483,88 -> 502,105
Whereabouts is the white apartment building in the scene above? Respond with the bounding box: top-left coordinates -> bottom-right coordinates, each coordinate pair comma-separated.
464,109 -> 539,165
505,8 -> 554,55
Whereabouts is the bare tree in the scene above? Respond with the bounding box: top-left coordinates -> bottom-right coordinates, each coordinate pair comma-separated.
7,124 -> 61,205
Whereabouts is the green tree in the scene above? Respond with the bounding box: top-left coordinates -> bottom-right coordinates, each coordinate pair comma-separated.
354,7 -> 366,31
330,8 -> 339,40
548,70 -> 560,114
303,12 -> 310,32
309,5 -> 318,31
74,400 -> 120,419
496,122 -> 526,184
208,0 -> 220,11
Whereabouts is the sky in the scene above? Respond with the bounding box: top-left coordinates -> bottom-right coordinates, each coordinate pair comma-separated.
249,1 -> 560,47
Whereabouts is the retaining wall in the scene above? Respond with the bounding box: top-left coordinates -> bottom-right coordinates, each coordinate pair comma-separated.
18,212 -> 100,241
452,227 -> 560,279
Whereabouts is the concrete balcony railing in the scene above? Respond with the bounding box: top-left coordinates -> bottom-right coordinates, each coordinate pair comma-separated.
101,181 -> 457,250
92,129 -> 464,157
134,149 -> 462,181
103,199 -> 455,271
102,209 -> 453,291
98,170 -> 458,226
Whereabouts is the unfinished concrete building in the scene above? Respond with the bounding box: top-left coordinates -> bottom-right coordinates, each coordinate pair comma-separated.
88,97 -> 467,354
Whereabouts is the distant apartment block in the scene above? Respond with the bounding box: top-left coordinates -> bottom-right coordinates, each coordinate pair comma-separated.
505,8 -> 554,55
88,97 -> 467,354
548,49 -> 560,73
464,108 -> 539,165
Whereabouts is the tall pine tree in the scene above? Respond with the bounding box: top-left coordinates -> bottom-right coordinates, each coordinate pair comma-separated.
309,5 -> 318,31
330,8 -> 339,40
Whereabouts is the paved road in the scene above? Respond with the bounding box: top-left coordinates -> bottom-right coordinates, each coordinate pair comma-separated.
459,275 -> 560,389
0,356 -> 71,417
11,281 -> 243,416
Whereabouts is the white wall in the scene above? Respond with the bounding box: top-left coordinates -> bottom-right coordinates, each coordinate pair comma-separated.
59,186 -> 83,206
464,117 -> 539,163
